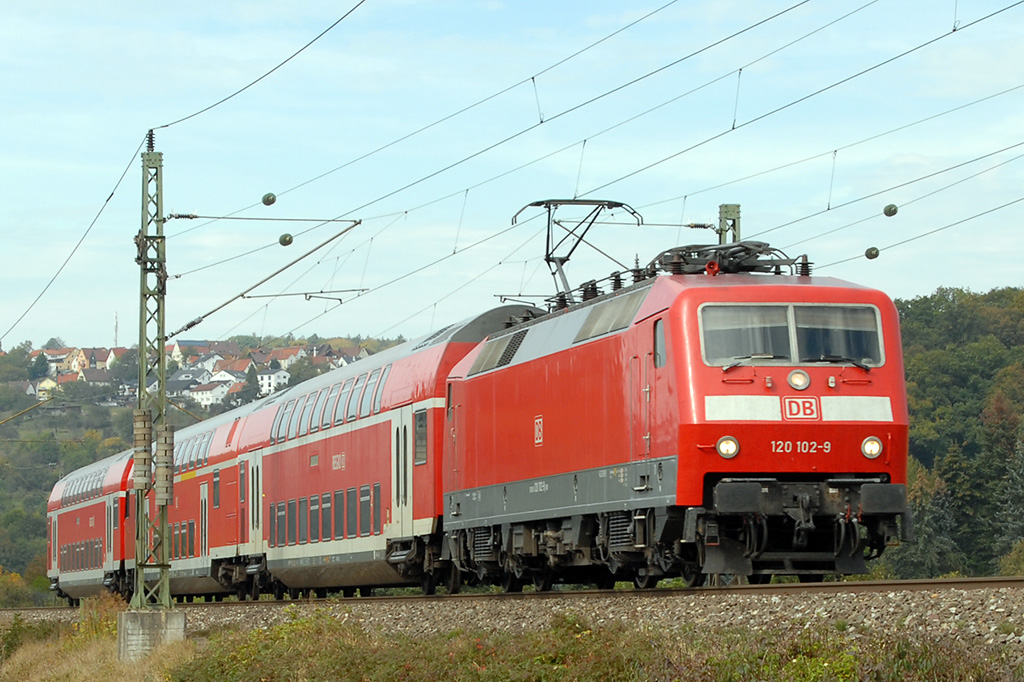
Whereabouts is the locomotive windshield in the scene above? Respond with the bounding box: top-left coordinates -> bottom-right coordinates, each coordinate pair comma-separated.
700,304 -> 882,367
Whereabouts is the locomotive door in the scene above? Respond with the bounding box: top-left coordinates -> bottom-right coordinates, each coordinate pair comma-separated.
393,406 -> 413,537
629,353 -> 654,491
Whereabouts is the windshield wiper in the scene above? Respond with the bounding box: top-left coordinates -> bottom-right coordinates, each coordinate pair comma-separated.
801,354 -> 871,371
722,353 -> 787,372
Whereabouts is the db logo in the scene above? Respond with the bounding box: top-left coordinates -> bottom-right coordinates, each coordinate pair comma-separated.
783,397 -> 820,420
534,416 -> 544,446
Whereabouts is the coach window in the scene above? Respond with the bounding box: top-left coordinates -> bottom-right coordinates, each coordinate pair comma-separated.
359,369 -> 381,418
298,497 -> 308,544
322,493 -> 332,541
320,383 -> 341,430
268,504 -> 277,547
188,520 -> 196,558
201,431 -> 213,466
298,391 -> 319,437
414,410 -> 428,465
287,395 -> 308,440
277,502 -> 287,547
333,379 -> 355,425
347,374 -> 368,422
310,496 -> 320,542
359,485 -> 371,537
310,386 -> 331,434
270,403 -> 287,444
372,365 -> 391,413
334,490 -> 345,539
347,487 -> 358,538
276,400 -> 297,443
180,438 -> 193,472
187,437 -> 201,471
287,499 -> 297,545
177,439 -> 190,472
372,483 -> 381,535
213,470 -> 220,509
654,319 -> 667,368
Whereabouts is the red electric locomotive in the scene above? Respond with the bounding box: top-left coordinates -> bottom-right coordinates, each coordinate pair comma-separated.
442,242 -> 912,589
48,239 -> 912,602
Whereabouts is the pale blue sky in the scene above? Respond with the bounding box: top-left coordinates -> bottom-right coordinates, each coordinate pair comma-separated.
2,0 -> 1023,349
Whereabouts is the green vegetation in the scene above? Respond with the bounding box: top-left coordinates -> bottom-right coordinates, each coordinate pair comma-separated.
884,286 -> 1024,577
1,604 -> 1021,681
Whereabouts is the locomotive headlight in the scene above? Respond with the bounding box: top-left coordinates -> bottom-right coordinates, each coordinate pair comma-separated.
787,369 -> 811,391
861,436 -> 883,459
716,436 -> 740,459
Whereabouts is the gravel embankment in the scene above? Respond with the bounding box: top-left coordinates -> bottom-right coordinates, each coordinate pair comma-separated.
7,586 -> 1024,652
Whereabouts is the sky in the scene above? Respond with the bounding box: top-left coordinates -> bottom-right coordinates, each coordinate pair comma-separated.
2,0 -> 1023,351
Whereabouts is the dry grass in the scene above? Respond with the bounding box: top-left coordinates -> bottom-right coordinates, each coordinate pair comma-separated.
0,637 -> 195,682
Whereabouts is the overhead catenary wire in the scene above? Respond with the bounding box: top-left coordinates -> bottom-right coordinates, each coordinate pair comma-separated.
0,135 -> 147,346
783,148 -> 1024,249
638,81 -> 1024,210
579,0 -> 1024,197
177,0 -> 827,327
257,0 -> 1006,335
818,195 -> 1024,269
1,5 -> 368,344
170,0 -> 686,240
155,1 -> 368,130
181,0 -> 839,332
335,0 -> 893,228
746,138 -> 1024,240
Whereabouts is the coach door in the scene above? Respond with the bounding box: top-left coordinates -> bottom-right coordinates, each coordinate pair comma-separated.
106,499 -> 115,567
200,482 -> 209,557
393,406 -> 414,537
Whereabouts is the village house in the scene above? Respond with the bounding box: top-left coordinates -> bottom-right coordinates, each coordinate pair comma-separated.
258,368 -> 290,395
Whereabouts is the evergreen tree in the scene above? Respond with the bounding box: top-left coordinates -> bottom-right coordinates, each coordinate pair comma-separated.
886,461 -> 965,578
995,436 -> 1024,561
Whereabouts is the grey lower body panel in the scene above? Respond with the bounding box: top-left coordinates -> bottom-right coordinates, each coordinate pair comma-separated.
446,457 -> 678,531
267,549 -> 408,588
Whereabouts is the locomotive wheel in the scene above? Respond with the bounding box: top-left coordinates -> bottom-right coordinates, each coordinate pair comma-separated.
633,569 -> 659,590
532,571 -> 554,592
343,587 -> 356,598
501,571 -> 523,593
681,564 -> 706,588
273,582 -> 285,600
747,574 -> 771,585
595,572 -> 616,590
444,563 -> 462,595
359,586 -> 374,597
421,572 -> 437,596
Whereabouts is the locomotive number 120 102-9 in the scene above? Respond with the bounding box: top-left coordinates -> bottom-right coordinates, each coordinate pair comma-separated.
771,440 -> 832,454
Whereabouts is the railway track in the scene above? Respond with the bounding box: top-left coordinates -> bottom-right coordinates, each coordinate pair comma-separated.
5,575 -> 1024,617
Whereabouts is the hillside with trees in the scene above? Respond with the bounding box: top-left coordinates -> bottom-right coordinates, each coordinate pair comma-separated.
884,286 -> 1024,578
